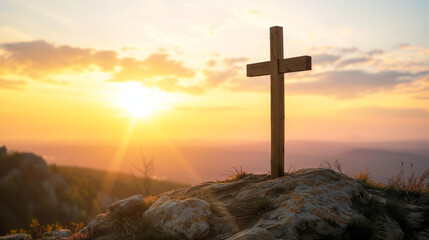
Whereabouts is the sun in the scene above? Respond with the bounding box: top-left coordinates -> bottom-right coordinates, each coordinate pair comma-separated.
115,82 -> 164,118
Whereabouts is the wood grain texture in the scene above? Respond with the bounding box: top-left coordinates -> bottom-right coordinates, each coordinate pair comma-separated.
270,26 -> 284,178
245,26 -> 312,179
246,56 -> 311,77
246,61 -> 270,77
279,56 -> 312,73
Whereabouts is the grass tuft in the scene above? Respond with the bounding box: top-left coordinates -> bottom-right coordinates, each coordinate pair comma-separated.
388,163 -> 429,195
221,166 -> 247,182
354,169 -> 383,189
341,218 -> 381,240
253,197 -> 273,214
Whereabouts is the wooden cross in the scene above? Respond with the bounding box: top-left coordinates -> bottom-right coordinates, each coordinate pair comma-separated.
246,26 -> 312,178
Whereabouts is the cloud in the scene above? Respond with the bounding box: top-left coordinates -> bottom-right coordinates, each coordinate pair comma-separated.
121,46 -> 139,51
337,47 -> 359,54
367,49 -> 384,56
0,79 -> 27,90
0,40 -> 202,94
203,69 -> 239,87
286,70 -> 415,99
110,53 -> 194,82
341,107 -> 429,119
396,43 -> 410,49
308,46 -> 359,55
205,59 -> 217,67
336,57 -> 372,68
313,54 -> 341,66
0,40 -> 117,78
109,53 -> 199,94
222,57 -> 248,66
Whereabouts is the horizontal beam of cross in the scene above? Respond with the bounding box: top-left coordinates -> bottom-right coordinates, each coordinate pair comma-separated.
246,55 -> 311,77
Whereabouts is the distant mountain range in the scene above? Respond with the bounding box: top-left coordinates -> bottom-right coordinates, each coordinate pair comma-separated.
3,140 -> 429,184
339,148 -> 429,182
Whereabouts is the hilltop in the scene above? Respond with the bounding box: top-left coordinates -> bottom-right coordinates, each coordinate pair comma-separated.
4,169 -> 428,239
1,146 -> 429,239
0,146 -> 188,235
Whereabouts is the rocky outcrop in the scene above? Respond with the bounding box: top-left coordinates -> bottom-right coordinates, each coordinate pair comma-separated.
28,168 -> 427,240
81,195 -> 147,238
143,196 -> 211,239
42,229 -> 71,238
0,234 -> 32,240
107,195 -> 145,218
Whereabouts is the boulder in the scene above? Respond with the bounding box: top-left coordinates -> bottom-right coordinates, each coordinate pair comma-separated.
42,229 -> 71,237
107,194 -> 145,218
80,168 -> 429,239
80,213 -> 109,236
0,234 -> 32,240
143,196 -> 211,239
81,194 -> 146,238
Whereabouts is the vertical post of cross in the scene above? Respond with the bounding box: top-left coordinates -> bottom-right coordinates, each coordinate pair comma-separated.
246,26 -> 311,179
270,26 -> 285,178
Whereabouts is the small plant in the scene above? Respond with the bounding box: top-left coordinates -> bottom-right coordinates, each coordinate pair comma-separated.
341,218 -> 381,240
7,219 -> 72,239
253,197 -> 273,214
285,165 -> 296,174
8,228 -> 27,235
222,166 -> 246,182
388,163 -> 429,195
319,159 -> 343,173
354,169 -> 383,189
70,222 -> 85,233
142,195 -> 160,212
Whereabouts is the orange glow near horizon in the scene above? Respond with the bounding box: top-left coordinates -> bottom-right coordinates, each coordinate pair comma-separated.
0,0 -> 429,157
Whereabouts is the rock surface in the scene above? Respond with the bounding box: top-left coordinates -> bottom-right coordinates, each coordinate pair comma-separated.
81,194 -> 147,238
68,168 -> 429,240
42,229 -> 71,238
143,196 -> 211,239
107,194 -> 145,218
0,234 -> 32,240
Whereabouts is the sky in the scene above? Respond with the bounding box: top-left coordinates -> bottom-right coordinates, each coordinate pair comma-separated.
1,0 -> 429,147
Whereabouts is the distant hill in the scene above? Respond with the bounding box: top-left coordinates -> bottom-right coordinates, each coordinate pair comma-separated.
5,140 -> 429,183
0,146 -> 188,234
339,148 -> 429,182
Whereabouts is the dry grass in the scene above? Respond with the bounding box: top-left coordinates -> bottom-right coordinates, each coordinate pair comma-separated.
354,169 -> 384,189
142,195 -> 160,211
319,159 -> 343,173
220,166 -> 247,182
388,162 -> 429,194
